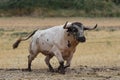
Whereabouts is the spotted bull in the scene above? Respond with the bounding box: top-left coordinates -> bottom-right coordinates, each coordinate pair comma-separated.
13,22 -> 97,74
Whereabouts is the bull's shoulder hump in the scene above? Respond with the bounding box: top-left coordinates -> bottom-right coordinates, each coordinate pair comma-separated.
33,25 -> 65,38
47,25 -> 63,30
43,25 -> 64,33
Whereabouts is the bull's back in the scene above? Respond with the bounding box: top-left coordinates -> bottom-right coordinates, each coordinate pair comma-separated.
32,26 -> 65,52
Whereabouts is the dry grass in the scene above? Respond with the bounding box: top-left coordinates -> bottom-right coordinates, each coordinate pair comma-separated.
0,17 -> 120,28
0,17 -> 120,79
0,17 -> 120,68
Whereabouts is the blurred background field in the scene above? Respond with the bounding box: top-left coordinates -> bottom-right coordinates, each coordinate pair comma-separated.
0,17 -> 120,69
0,0 -> 120,17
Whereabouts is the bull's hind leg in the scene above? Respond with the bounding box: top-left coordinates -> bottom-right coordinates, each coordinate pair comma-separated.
22,51 -> 38,72
45,55 -> 54,72
27,51 -> 38,71
24,41 -> 39,71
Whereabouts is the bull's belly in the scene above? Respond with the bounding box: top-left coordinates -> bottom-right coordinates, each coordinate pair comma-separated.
39,48 -> 72,61
39,47 -> 71,60
40,45 -> 52,51
38,42 -> 54,56
37,39 -> 74,60
40,50 -> 54,56
38,40 -> 53,51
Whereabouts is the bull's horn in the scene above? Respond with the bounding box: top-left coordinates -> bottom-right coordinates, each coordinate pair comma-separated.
84,24 -> 97,30
63,21 -> 68,29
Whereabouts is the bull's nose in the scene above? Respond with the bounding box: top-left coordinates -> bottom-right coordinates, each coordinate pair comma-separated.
77,36 -> 86,42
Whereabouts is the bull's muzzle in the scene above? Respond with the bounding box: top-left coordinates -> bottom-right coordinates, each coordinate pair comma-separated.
77,36 -> 86,42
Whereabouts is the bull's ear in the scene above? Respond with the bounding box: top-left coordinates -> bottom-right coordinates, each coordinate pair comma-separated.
84,24 -> 97,30
63,21 -> 68,29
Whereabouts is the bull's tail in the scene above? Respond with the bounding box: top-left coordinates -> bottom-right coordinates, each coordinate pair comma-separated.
13,29 -> 38,49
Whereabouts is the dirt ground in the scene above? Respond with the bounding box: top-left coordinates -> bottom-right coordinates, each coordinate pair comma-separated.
0,17 -> 120,80
1,66 -> 120,80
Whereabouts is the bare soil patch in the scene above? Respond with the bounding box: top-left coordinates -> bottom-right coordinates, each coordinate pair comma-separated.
0,66 -> 120,80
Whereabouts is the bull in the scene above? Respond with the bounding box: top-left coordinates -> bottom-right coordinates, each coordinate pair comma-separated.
13,22 -> 97,74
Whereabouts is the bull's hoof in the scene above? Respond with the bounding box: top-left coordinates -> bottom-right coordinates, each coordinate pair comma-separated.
57,68 -> 65,74
22,68 -> 32,72
57,67 -> 65,74
48,68 -> 54,72
50,69 -> 54,72
59,70 -> 65,74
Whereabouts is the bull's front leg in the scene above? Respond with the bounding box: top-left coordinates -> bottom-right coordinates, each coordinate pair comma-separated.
50,46 -> 65,74
64,53 -> 73,69
57,61 -> 65,74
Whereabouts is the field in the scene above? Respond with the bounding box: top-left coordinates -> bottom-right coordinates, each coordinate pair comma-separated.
0,17 -> 120,80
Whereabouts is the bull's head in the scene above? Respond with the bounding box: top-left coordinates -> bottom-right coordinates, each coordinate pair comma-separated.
63,21 -> 97,42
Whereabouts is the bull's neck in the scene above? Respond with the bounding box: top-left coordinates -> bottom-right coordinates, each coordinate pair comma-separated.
64,30 -> 79,47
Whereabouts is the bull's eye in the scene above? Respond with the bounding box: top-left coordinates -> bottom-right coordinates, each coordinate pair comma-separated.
67,27 -> 78,33
72,28 -> 78,32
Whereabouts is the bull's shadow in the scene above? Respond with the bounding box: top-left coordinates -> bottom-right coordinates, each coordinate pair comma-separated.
0,68 -> 47,73
0,68 -> 66,74
0,66 -> 120,75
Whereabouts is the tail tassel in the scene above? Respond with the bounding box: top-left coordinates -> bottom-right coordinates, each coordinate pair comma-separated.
13,38 -> 21,49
